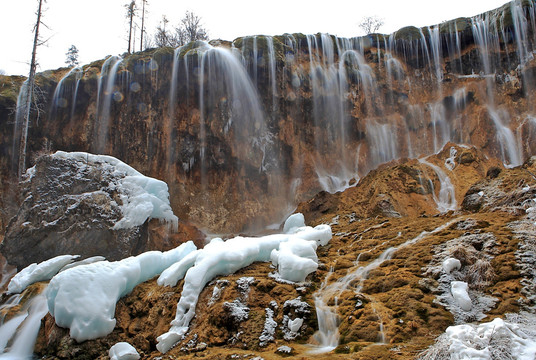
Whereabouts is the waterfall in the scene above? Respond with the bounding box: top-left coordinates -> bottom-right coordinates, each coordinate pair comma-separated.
488,108 -> 523,167
49,67 -> 83,123
418,158 -> 457,212
94,56 -> 122,154
0,293 -> 48,359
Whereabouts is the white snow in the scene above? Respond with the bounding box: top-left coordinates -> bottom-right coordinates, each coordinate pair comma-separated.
442,258 -> 461,274
7,255 -> 79,294
443,317 -> 536,360
51,151 -> 178,230
109,342 -> 140,360
270,239 -> 318,282
450,281 -> 472,311
155,214 -> 331,353
45,241 -> 196,342
288,317 -> 304,333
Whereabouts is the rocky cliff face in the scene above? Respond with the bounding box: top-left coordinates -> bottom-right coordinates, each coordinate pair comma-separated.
1,1 -> 536,235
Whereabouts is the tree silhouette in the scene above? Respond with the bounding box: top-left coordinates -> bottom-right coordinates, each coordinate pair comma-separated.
65,45 -> 79,67
359,16 -> 384,35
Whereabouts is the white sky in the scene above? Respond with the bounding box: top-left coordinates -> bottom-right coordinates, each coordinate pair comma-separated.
1,0 -> 510,76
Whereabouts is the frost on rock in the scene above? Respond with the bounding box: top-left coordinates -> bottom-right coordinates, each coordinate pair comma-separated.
418,314 -> 536,360
109,342 -> 140,360
156,214 -> 331,353
282,297 -> 311,341
46,242 -> 195,342
8,255 -> 79,294
52,151 -> 178,230
259,308 -> 277,347
422,230 -> 498,323
223,299 -> 250,324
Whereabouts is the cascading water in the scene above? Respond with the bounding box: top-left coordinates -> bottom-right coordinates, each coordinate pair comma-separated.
49,67 -> 83,124
8,0 -> 536,234
311,220 -> 456,352
94,56 -> 122,154
418,158 -> 457,212
0,293 -> 48,359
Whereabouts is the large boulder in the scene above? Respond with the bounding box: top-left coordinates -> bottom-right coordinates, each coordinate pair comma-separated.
0,152 -> 201,269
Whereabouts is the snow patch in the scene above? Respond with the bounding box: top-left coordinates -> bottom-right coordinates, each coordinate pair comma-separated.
450,281 -> 472,311
155,214 -> 331,353
46,241 -> 195,342
109,342 -> 140,360
8,255 -> 79,294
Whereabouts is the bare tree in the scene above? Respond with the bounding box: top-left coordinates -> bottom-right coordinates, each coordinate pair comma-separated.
177,11 -> 208,45
359,16 -> 384,35
19,0 -> 46,178
139,0 -> 148,51
125,0 -> 137,53
153,11 -> 208,48
154,15 -> 176,47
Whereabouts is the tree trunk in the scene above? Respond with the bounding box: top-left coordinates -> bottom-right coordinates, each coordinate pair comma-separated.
140,0 -> 145,51
19,0 -> 43,179
128,9 -> 133,54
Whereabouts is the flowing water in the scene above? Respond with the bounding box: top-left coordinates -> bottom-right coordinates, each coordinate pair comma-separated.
0,293 -> 48,359
310,220 -> 456,352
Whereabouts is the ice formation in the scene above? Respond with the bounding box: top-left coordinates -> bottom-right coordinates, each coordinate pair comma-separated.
270,238 -> 319,282
422,316 -> 536,360
109,342 -> 140,360
46,241 -> 196,342
442,257 -> 461,274
51,151 -> 178,230
450,281 -> 472,311
7,255 -> 78,294
155,214 -> 331,353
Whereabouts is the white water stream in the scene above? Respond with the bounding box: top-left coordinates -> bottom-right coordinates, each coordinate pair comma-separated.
310,220 -> 456,352
0,293 -> 48,359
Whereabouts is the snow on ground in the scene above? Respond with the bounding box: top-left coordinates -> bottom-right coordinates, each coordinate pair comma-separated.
51,151 -> 178,230
7,255 -> 79,294
46,241 -> 196,342
109,342 -> 140,360
155,214 -> 331,353
419,314 -> 536,360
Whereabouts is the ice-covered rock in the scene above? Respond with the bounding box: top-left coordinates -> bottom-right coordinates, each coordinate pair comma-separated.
156,217 -> 331,353
451,281 -> 472,311
442,258 -> 461,274
8,255 -> 78,294
1,152 -> 180,269
46,241 -> 195,342
109,342 -> 140,360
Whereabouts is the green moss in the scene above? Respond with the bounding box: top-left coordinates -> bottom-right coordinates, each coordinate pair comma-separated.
394,26 -> 422,42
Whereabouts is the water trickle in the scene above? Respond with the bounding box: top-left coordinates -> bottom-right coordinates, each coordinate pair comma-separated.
419,158 -> 457,212
310,220 -> 456,352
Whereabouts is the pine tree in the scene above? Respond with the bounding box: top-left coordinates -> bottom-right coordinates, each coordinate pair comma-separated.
65,45 -> 79,67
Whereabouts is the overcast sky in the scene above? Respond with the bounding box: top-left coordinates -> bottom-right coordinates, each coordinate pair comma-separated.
1,0 -> 510,76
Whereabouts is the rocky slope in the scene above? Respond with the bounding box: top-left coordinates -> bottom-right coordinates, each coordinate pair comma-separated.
1,1 -> 536,235
8,145 -> 530,359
